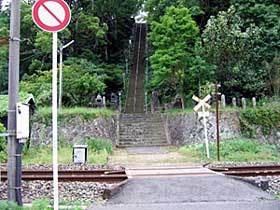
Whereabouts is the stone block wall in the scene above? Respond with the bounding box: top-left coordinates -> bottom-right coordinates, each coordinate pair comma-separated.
162,111 -> 241,146
30,110 -> 279,148
30,115 -> 118,146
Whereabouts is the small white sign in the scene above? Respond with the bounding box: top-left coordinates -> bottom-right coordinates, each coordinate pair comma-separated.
198,111 -> 210,119
16,103 -> 30,139
73,145 -> 87,164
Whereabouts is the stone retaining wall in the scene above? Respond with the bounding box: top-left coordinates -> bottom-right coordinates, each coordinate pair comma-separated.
162,111 -> 241,146
31,111 -> 279,147
30,116 -> 117,146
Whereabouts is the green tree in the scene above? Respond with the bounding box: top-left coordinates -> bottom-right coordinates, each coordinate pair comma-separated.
145,0 -> 231,29
149,6 -> 202,108
202,6 -> 266,98
91,0 -> 143,63
20,58 -> 111,106
231,0 -> 280,97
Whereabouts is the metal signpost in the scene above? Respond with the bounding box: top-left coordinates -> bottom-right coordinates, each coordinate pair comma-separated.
32,1 -> 71,209
59,40 -> 74,109
192,94 -> 211,159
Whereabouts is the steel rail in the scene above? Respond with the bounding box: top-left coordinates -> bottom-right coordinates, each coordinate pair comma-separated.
209,165 -> 280,177
0,169 -> 127,183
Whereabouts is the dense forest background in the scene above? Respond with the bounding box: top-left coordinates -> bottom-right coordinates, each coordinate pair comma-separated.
0,0 -> 279,107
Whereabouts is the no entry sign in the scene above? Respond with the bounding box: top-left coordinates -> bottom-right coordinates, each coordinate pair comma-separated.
32,0 -> 71,32
32,1 -> 71,209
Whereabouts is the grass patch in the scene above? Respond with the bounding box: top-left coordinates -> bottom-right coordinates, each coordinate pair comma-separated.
23,146 -> 109,165
164,107 -> 240,115
33,107 -> 115,125
86,137 -> 113,154
164,108 -> 194,114
23,138 -> 112,165
179,138 -> 280,162
0,199 -> 88,210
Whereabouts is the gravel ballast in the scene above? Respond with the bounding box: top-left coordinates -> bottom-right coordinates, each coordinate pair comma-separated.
0,164 -> 123,204
209,162 -> 280,199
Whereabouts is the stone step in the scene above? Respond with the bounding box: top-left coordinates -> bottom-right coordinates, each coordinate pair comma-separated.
120,130 -> 165,133
118,140 -> 168,144
118,142 -> 169,147
119,136 -> 166,140
119,137 -> 167,141
119,134 -> 166,138
119,124 -> 164,129
120,119 -> 163,123
119,131 -> 166,135
119,140 -> 168,145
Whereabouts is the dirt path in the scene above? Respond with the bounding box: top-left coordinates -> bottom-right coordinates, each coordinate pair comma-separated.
108,147 -> 202,167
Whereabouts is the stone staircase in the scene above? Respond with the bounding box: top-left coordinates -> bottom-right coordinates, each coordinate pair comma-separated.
117,113 -> 169,147
125,23 -> 146,113
119,23 -> 168,147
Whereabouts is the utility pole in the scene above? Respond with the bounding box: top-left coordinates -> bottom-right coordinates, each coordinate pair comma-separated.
7,0 -> 21,202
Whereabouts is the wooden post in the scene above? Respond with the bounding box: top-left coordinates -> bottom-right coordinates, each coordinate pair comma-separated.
215,82 -> 220,161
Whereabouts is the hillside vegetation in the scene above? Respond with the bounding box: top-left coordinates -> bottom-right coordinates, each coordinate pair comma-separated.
0,0 -> 279,107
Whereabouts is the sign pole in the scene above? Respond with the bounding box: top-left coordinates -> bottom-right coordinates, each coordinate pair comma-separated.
202,104 -> 210,159
52,31 -> 59,210
32,1 -> 71,208
215,81 -> 220,161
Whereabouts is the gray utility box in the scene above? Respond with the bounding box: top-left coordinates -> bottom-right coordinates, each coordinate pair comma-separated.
73,145 -> 88,164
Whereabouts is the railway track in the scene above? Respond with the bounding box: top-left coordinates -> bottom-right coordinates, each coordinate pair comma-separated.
209,165 -> 280,177
0,169 -> 127,183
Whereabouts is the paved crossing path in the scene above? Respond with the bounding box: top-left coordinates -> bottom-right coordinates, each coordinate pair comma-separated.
89,173 -> 280,210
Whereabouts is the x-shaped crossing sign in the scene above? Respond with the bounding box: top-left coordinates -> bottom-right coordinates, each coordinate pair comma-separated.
192,94 -> 211,112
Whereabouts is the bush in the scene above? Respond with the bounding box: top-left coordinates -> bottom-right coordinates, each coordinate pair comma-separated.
86,138 -> 113,154
0,122 -> 7,163
240,102 -> 280,136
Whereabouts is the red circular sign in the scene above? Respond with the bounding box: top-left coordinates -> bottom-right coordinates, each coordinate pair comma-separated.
32,0 -> 71,32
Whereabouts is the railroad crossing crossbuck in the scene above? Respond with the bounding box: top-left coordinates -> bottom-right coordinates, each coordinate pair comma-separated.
192,94 -> 211,112
192,94 -> 211,159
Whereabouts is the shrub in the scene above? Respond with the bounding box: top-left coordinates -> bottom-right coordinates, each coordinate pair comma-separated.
86,138 -> 113,154
240,102 -> 280,136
